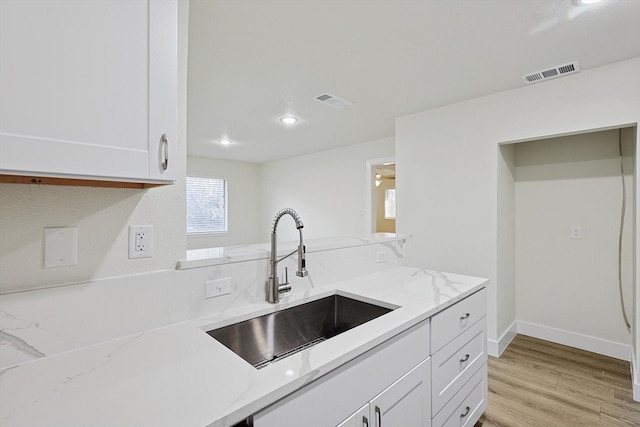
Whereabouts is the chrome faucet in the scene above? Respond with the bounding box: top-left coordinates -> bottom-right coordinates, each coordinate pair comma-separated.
267,208 -> 308,303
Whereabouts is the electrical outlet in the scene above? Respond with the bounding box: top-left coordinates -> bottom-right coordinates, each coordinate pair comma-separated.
129,225 -> 153,259
205,277 -> 232,299
375,250 -> 386,263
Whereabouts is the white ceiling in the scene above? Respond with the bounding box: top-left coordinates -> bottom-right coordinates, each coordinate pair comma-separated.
187,0 -> 640,164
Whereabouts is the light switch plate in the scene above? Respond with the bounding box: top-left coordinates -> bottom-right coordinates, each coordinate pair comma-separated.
44,227 -> 78,268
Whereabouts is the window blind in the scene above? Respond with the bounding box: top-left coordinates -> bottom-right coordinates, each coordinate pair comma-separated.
186,176 -> 228,234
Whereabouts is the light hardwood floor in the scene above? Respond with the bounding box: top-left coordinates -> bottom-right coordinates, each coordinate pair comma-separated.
475,334 -> 640,426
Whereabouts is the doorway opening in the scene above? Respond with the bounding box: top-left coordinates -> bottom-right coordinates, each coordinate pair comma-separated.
366,157 -> 396,234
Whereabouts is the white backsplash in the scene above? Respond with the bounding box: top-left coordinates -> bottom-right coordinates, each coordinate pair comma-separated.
0,235 -> 406,369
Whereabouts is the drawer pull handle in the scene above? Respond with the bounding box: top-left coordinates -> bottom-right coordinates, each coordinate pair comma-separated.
460,313 -> 471,320
460,354 -> 470,363
460,406 -> 470,418
362,416 -> 369,427
375,405 -> 382,427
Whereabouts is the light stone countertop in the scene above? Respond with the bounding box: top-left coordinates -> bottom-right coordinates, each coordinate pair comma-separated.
0,266 -> 487,427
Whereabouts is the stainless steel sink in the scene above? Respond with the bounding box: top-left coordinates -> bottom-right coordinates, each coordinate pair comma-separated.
206,294 -> 393,369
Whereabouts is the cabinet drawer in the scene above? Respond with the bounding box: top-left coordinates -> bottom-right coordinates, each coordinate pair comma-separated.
432,318 -> 486,415
432,364 -> 487,427
431,288 -> 486,353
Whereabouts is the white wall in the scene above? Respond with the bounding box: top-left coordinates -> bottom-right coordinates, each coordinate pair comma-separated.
514,129 -> 634,351
496,143 -> 516,353
259,137 -> 395,242
396,57 -> 640,362
0,1 -> 190,294
186,156 -> 261,248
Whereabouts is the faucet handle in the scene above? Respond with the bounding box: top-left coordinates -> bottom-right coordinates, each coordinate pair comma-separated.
278,267 -> 292,295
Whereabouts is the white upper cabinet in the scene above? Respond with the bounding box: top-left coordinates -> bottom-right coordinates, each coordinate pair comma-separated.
0,0 -> 177,185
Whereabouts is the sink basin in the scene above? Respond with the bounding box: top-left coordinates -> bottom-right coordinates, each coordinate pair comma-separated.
206,294 -> 393,369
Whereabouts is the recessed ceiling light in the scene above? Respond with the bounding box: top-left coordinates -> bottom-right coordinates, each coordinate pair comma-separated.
218,138 -> 232,145
576,0 -> 602,4
280,116 -> 298,125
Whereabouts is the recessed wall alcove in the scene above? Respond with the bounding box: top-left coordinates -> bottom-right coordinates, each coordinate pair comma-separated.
497,125 -> 637,360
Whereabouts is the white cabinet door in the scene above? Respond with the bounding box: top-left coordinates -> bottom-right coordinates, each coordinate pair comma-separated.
0,0 -> 177,184
370,358 -> 431,427
336,404 -> 371,427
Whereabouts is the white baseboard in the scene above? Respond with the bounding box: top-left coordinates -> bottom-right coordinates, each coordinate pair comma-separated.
632,348 -> 640,402
516,321 -> 631,361
488,320 -> 517,357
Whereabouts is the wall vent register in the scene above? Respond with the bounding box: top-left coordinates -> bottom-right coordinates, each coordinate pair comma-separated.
521,61 -> 580,84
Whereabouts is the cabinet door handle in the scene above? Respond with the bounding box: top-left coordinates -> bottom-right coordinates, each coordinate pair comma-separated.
460,406 -> 470,418
160,134 -> 169,171
460,354 -> 470,363
375,405 -> 382,427
362,415 -> 368,427
460,312 -> 470,320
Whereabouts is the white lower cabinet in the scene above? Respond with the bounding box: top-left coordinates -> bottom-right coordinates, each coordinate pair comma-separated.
253,321 -> 431,427
337,358 -> 431,427
252,288 -> 488,427
430,289 -> 488,427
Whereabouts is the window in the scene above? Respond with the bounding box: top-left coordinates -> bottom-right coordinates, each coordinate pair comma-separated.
186,176 -> 228,234
384,189 -> 396,219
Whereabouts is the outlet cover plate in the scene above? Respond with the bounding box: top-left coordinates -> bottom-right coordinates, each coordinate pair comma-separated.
129,225 -> 153,259
570,225 -> 582,239
205,277 -> 232,299
44,227 -> 78,268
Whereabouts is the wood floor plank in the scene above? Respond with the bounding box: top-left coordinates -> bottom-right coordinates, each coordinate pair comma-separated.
488,362 -> 600,425
488,356 -> 558,391
475,334 -> 640,427
554,378 -> 615,409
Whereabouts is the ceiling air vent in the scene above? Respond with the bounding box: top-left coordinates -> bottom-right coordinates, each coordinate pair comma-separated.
521,61 -> 580,85
314,93 -> 353,109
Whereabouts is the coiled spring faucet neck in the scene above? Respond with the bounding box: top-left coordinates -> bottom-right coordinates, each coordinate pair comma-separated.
271,208 -> 304,232
267,208 -> 308,304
